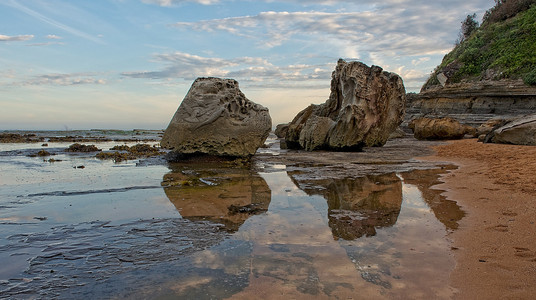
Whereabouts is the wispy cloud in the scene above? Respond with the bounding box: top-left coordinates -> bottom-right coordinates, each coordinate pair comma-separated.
171,7 -> 480,56
141,0 -> 220,6
127,0 -> 493,91
25,42 -> 65,47
122,51 -> 333,87
4,0 -> 103,44
46,34 -> 62,39
169,0 -> 492,57
6,73 -> 107,87
0,34 -> 34,42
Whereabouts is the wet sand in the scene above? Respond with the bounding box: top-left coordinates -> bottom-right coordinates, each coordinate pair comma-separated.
422,139 -> 536,299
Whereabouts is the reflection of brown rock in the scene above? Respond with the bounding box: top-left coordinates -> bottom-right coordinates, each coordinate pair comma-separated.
288,173 -> 402,240
162,163 -> 271,232
401,166 -> 465,230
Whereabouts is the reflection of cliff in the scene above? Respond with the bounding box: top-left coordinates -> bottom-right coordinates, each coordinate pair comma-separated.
162,163 -> 271,232
288,173 -> 403,240
400,167 -> 465,230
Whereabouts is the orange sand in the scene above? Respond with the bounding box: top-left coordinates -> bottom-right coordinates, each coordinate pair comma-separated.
424,139 -> 536,299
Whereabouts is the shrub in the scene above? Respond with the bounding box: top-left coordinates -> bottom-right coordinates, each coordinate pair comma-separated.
461,14 -> 479,41
524,70 -> 536,85
483,0 -> 536,25
423,4 -> 536,89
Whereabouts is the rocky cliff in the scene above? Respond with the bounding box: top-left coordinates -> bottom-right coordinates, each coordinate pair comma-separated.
406,80 -> 536,128
406,3 -> 536,128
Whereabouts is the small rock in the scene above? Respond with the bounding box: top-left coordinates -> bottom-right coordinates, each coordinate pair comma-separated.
388,127 -> 407,140
37,150 -> 51,157
485,114 -> 536,145
409,117 -> 474,140
476,119 -> 507,137
66,143 -> 101,152
274,123 -> 289,138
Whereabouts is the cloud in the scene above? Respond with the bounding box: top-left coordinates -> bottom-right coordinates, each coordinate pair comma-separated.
122,52 -> 241,79
412,57 -> 431,66
4,0 -> 103,44
24,35 -> 64,46
141,0 -> 220,6
0,34 -> 34,42
143,0 -> 487,7
172,11 -> 452,56
122,51 -> 333,87
171,0 -> 492,56
25,42 -> 65,47
16,73 -> 107,86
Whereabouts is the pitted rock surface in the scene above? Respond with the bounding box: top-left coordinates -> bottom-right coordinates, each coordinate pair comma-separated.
161,77 -> 272,157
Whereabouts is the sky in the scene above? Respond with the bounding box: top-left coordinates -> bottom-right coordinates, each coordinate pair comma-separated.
0,0 -> 495,130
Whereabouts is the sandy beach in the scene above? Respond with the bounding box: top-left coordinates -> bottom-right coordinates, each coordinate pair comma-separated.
423,139 -> 536,299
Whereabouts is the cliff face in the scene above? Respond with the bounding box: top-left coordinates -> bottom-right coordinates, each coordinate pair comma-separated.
422,5 -> 536,90
407,3 -> 536,127
406,80 -> 536,127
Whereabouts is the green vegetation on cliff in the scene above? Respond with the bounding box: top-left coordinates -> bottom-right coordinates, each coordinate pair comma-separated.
423,2 -> 536,90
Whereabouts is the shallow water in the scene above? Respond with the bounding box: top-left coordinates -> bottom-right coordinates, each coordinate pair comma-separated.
0,135 -> 464,299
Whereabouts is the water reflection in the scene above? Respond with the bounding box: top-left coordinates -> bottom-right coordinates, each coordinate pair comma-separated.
400,166 -> 465,230
288,173 -> 402,240
144,166 -> 463,299
162,162 -> 271,232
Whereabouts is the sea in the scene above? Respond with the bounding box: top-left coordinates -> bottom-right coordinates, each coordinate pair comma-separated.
0,130 -> 463,299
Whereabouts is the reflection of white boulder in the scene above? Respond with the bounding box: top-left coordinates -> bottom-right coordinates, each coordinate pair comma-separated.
162,164 -> 271,232
161,77 -> 272,157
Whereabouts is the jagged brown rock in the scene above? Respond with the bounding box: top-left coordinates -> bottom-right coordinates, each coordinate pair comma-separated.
286,59 -> 406,151
161,77 -> 272,158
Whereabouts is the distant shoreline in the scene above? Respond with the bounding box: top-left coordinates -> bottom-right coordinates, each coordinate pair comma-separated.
0,129 -> 164,143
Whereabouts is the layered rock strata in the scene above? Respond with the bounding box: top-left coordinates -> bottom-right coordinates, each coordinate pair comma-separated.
406,80 -> 536,128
